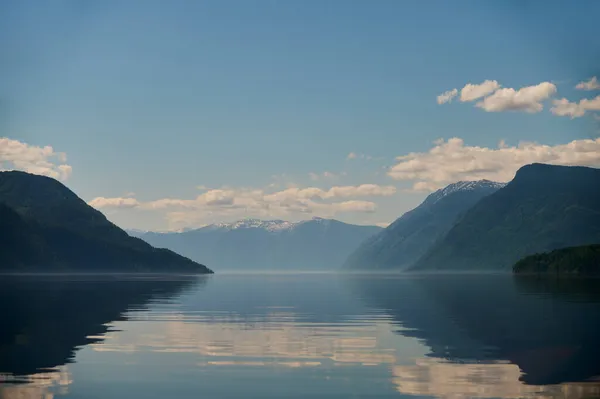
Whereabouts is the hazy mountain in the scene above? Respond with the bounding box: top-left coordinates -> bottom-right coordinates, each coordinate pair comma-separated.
412,163 -> 600,271
342,180 -> 504,270
136,217 -> 382,271
0,171 -> 212,273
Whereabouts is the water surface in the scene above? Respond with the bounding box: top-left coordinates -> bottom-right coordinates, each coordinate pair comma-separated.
1,273 -> 599,399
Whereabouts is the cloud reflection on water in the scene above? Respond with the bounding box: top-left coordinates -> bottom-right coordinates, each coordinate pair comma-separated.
88,309 -> 600,399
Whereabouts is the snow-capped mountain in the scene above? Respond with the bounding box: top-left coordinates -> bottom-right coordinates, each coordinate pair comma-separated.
424,180 -> 507,206
343,180 -> 504,270
136,218 -> 382,272
208,218 -> 296,232
126,227 -> 193,237
203,217 -> 332,233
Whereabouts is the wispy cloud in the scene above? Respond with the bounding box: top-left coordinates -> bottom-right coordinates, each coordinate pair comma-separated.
308,171 -> 338,181
436,89 -> 458,104
575,76 -> 600,91
346,152 -> 373,161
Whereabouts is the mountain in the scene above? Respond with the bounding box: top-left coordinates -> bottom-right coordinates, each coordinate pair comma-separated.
412,163 -> 600,271
0,171 -> 212,273
137,217 -> 382,271
342,180 -> 504,270
513,244 -> 600,275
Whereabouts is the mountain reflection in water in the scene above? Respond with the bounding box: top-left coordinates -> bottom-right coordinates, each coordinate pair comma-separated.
0,273 -> 599,399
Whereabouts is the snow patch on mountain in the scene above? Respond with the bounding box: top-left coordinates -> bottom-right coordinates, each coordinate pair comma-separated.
206,217 -> 334,232
425,180 -> 506,206
210,218 -> 296,232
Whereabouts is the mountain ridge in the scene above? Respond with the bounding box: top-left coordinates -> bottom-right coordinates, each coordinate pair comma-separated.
131,216 -> 371,235
411,163 -> 600,271
137,217 -> 382,271
342,179 -> 504,270
0,171 -> 212,273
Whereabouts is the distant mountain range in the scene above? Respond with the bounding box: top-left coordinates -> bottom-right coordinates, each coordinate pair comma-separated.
342,180 -> 504,270
2,163 -> 598,275
132,218 -> 382,272
0,171 -> 212,273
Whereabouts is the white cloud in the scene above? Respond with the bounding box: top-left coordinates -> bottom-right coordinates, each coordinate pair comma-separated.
347,152 -> 358,160
0,137 -> 73,180
388,137 -> 600,191
575,76 -> 600,91
475,82 -> 557,113
550,95 -> 600,118
460,80 -> 500,102
437,81 -> 556,113
436,89 -> 458,104
89,183 -> 396,229
263,184 -> 396,202
88,197 -> 140,209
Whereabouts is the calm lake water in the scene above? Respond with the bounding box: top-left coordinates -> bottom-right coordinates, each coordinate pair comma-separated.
1,273 -> 600,399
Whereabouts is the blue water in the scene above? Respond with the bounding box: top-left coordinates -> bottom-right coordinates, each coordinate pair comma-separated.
1,273 -> 599,399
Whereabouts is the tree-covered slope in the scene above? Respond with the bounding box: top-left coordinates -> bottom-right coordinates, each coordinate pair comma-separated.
513,244 -> 600,275
0,171 -> 212,273
412,164 -> 600,271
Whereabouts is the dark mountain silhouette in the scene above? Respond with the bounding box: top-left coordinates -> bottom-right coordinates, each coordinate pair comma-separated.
412,163 -> 600,271
0,171 -> 212,273
135,218 -> 381,271
342,180 -> 503,270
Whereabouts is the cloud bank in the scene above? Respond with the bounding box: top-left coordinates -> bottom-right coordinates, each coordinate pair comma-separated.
0,137 -> 72,180
89,183 -> 397,230
388,137 -> 600,191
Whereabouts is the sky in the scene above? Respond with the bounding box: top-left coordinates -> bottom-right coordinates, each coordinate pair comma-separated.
1,0 -> 599,231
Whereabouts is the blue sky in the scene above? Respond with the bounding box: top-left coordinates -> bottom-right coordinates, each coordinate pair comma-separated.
2,0 -> 599,230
